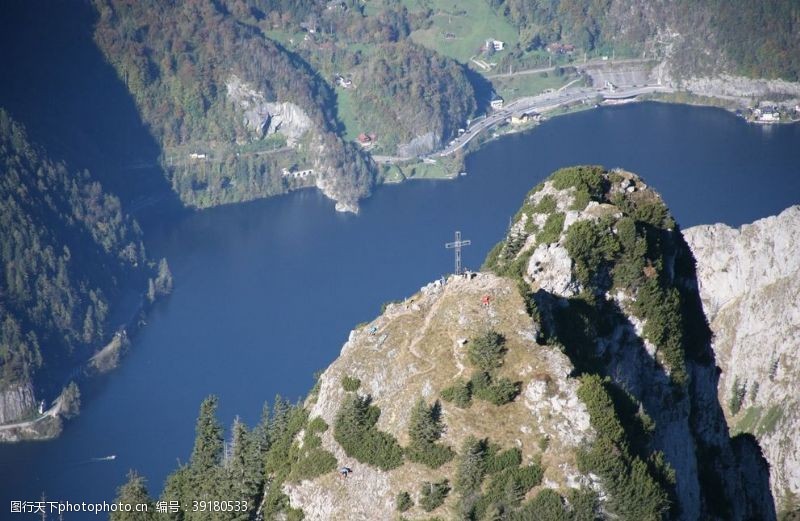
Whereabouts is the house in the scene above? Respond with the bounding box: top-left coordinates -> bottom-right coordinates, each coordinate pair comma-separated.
490,93 -> 504,110
510,113 -> 529,125
335,75 -> 353,89
300,21 -> 318,34
357,133 -> 376,147
510,110 -> 541,125
485,39 -> 505,52
759,108 -> 780,122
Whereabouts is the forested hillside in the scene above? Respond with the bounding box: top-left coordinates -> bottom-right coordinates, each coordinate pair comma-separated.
346,41 -> 477,154
92,0 -> 374,211
0,110 -> 156,399
489,0 -> 800,81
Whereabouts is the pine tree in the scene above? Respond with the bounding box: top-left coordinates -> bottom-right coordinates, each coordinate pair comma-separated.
408,398 -> 444,447
111,471 -> 155,521
161,465 -> 190,521
253,400 -> 272,455
227,417 -> 262,520
190,395 -> 223,471
269,395 -> 291,439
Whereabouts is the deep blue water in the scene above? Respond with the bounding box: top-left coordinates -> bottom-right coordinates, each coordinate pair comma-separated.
0,102 -> 798,518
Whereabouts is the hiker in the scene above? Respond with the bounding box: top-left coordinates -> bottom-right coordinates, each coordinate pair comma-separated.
339,466 -> 352,479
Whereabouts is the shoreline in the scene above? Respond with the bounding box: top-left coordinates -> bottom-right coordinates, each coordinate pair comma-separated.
367,91 -> 800,190
0,291 -> 161,443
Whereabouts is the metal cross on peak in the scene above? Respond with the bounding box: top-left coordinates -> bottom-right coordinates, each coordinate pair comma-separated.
445,231 -> 471,275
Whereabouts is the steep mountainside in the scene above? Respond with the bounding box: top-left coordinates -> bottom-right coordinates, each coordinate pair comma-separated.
685,205 -> 800,516
140,166 -> 775,520
0,110 -> 163,429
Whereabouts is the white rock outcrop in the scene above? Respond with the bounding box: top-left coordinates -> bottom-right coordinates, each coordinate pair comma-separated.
225,75 -> 312,142
685,205 -> 800,506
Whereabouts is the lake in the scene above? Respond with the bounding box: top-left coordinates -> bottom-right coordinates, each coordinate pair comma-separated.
1,102 -> 798,515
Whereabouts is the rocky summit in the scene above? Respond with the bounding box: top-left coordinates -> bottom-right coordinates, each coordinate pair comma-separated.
266,166 -> 776,520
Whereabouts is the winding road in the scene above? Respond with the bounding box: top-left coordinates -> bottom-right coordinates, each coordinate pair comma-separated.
437,83 -> 672,157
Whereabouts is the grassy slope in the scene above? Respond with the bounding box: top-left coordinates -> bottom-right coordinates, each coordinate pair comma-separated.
403,0 -> 519,64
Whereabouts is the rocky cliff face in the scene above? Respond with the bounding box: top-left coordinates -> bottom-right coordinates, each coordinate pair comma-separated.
275,167 -> 774,520
0,381 -> 36,424
685,205 -> 800,512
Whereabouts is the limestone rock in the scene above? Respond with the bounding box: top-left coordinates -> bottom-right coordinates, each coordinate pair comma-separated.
685,205 -> 800,507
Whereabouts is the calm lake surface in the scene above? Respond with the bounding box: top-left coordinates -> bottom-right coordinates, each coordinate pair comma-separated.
1,102 -> 798,515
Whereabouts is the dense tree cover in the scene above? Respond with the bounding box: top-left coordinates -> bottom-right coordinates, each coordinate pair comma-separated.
489,0 -> 800,80
454,436 -> 546,519
0,110 -> 152,392
92,0 -> 373,209
157,395 -> 334,521
346,41 -> 477,152
333,393 -> 404,470
576,375 -> 671,519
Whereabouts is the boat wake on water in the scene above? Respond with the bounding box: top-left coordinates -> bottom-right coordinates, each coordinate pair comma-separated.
90,455 -> 117,462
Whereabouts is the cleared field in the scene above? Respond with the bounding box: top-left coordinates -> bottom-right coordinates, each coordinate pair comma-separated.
334,87 -> 361,142
403,0 -> 518,64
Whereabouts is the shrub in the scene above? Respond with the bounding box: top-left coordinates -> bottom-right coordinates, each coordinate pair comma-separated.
333,394 -> 404,470
533,194 -> 557,214
537,212 -> 565,245
512,489 -> 568,520
396,491 -> 413,512
441,379 -> 472,408
729,377 -> 746,415
307,416 -> 328,434
467,331 -> 506,371
485,447 -> 522,474
473,377 -> 520,405
564,218 -> 621,287
550,165 -> 607,205
477,464 -> 545,518
341,375 -> 361,392
288,448 -> 337,481
571,189 -> 591,210
419,480 -> 450,512
407,444 -> 455,469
